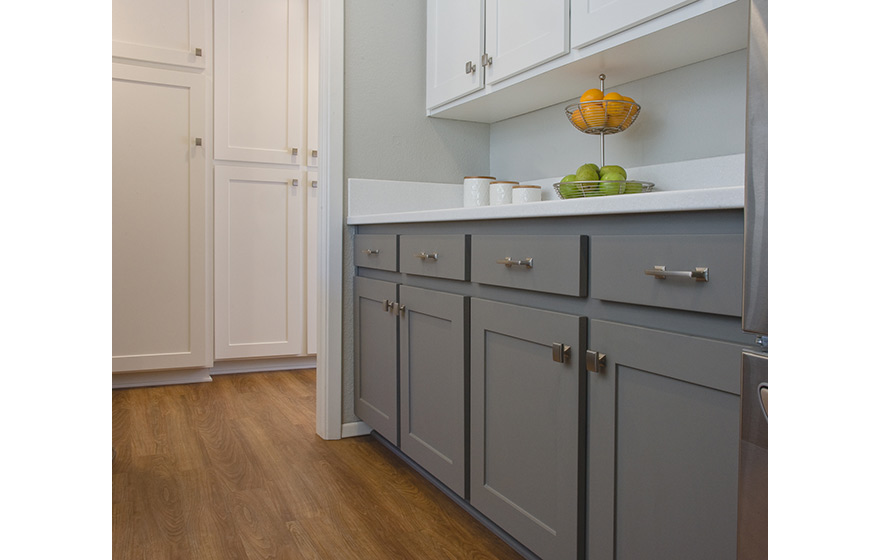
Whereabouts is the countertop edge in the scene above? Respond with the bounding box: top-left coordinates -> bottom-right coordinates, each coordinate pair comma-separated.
347,185 -> 745,225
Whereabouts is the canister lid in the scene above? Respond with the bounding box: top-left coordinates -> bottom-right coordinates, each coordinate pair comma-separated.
489,180 -> 519,185
512,184 -> 540,189
464,176 -> 496,179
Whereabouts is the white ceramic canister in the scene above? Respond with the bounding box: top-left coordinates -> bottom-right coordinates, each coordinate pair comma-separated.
512,184 -> 542,204
463,176 -> 495,207
489,181 -> 518,205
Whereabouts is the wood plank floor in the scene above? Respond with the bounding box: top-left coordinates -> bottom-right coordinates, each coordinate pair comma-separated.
112,369 -> 524,560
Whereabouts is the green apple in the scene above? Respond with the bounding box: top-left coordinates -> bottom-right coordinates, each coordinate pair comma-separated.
558,183 -> 582,198
599,165 -> 627,179
599,171 -> 626,195
624,181 -> 643,194
579,163 -> 600,175
560,174 -> 577,184
575,166 -> 599,182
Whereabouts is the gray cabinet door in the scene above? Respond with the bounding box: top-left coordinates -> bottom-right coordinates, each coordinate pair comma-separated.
399,286 -> 468,498
470,298 -> 586,560
354,276 -> 399,444
588,320 -> 742,560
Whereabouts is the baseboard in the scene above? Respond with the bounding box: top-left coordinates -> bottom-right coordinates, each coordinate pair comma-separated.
112,368 -> 213,389
341,421 -> 372,438
112,355 -> 317,389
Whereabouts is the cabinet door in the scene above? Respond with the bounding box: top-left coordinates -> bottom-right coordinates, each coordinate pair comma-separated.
354,277 -> 399,445
426,0 -> 484,109
484,0 -> 569,86
306,0 -> 321,168
306,170 -> 318,355
112,0 -> 207,69
112,64 -> 209,372
570,0 -> 698,49
400,286 -> 468,498
588,320 -> 741,560
214,0 -> 307,164
214,166 -> 306,359
470,299 -> 585,560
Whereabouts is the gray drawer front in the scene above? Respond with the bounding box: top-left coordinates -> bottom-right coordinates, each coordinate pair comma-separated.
399,234 -> 469,281
354,234 -> 398,271
591,234 -> 744,316
471,235 -> 587,297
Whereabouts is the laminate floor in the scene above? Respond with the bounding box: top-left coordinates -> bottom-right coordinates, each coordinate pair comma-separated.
112,369 -> 523,560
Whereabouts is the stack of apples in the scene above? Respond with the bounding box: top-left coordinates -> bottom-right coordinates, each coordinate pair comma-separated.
569,88 -> 637,131
558,163 -> 642,197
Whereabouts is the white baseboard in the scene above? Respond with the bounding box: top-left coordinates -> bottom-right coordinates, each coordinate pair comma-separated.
341,421 -> 372,438
112,355 -> 317,389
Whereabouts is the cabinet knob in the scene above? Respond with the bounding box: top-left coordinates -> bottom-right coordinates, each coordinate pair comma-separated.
311,149 -> 318,158
586,350 -> 606,373
291,179 -> 299,186
481,53 -> 493,67
552,343 -> 571,364
363,249 -> 380,255
194,137 -> 203,146
291,148 -> 298,155
311,181 -> 318,189
195,47 -> 203,57
465,61 -> 476,74
383,299 -> 392,312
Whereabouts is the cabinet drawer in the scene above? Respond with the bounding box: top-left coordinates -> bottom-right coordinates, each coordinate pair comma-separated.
354,234 -> 398,271
471,235 -> 587,296
399,235 -> 469,281
590,234 -> 743,316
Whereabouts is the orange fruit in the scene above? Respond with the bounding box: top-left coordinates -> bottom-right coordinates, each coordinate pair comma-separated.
569,108 -> 588,131
605,92 -> 634,128
579,88 -> 607,127
580,88 -> 604,103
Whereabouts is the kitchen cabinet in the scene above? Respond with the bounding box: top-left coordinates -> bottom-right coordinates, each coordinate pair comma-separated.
112,0 -> 207,69
426,0 -> 747,123
426,0 -> 569,109
112,63 -> 209,373
470,298 -> 585,560
306,171 -> 318,354
352,206 -> 748,560
213,166 -> 306,359
214,0 -> 307,165
587,320 -> 741,560
354,276 -> 399,444
400,286 -> 468,498
570,0 -> 699,49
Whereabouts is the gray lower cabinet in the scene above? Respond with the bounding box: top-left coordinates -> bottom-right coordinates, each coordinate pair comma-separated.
399,285 -> 468,498
587,319 -> 742,560
354,276 -> 399,444
470,298 -> 586,560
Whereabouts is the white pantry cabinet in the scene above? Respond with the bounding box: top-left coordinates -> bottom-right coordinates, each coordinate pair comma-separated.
570,0 -> 699,49
112,63 -> 210,372
112,0 -> 207,69
306,171 -> 318,355
214,0 -> 308,165
214,166 -> 306,359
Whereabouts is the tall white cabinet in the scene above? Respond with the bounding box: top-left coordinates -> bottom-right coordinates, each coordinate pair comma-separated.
113,0 -> 319,377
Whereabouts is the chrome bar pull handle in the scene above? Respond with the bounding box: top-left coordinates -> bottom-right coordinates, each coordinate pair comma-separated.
552,343 -> 571,364
644,265 -> 709,282
496,257 -> 533,269
415,252 -> 439,261
586,350 -> 606,373
363,249 -> 380,255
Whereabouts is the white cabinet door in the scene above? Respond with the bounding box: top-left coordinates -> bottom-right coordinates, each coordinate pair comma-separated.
214,166 -> 306,359
214,0 -> 307,165
484,0 -> 569,85
112,64 -> 209,372
306,171 -> 318,355
112,0 -> 207,68
426,0 -> 484,109
570,0 -> 699,49
306,0 -> 320,168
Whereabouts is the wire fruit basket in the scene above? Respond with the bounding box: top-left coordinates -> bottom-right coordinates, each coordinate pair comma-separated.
564,99 -> 640,135
554,180 -> 654,199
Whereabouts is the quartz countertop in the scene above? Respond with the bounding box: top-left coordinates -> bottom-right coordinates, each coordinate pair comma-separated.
347,155 -> 746,225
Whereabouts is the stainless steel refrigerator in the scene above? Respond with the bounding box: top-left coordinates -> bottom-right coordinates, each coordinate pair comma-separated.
737,0 -> 768,557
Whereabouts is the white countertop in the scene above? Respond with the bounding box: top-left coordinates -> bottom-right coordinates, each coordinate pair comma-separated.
347,155 -> 746,225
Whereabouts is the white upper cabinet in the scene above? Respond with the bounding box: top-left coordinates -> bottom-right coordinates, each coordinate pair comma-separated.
307,0 -> 321,168
484,0 -> 570,85
426,0 -> 485,109
214,0 -> 307,165
112,0 -> 207,69
570,0 -> 699,49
